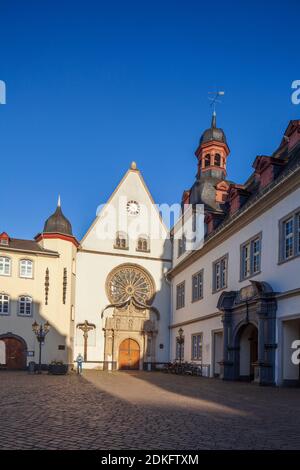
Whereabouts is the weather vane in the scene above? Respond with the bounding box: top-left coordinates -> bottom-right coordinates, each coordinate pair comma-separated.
208,91 -> 225,113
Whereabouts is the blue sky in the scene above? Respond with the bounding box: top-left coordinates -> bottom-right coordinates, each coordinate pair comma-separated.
0,0 -> 299,240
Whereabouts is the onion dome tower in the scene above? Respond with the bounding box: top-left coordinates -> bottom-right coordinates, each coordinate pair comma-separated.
35,196 -> 78,247
43,196 -> 73,236
195,111 -> 230,179
189,112 -> 230,211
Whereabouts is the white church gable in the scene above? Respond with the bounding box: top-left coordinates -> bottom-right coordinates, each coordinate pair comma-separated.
75,163 -> 171,370
81,164 -> 171,260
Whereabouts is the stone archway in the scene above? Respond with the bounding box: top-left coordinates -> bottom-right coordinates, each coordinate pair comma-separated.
0,333 -> 27,370
218,281 -> 277,385
235,323 -> 258,381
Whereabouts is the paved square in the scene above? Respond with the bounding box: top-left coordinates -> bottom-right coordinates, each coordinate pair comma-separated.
1,370 -> 300,450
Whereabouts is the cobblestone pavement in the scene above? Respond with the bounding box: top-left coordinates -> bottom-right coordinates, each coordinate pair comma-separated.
0,370 -> 300,450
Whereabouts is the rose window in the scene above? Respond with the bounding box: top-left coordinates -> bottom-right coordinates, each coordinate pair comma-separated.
106,264 -> 155,305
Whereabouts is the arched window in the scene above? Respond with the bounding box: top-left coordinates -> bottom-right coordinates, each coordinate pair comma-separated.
214,153 -> 221,167
20,259 -> 33,278
115,232 -> 128,250
0,294 -> 10,315
18,296 -> 32,316
0,257 -> 11,276
204,154 -> 211,168
137,236 -> 150,252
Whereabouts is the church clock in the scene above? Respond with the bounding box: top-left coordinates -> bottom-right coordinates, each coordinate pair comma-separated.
126,200 -> 140,216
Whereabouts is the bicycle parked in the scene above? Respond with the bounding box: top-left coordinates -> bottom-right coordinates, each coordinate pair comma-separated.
162,361 -> 202,376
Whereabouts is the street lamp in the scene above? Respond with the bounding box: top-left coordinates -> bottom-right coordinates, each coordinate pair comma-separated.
177,327 -> 184,365
32,321 -> 50,374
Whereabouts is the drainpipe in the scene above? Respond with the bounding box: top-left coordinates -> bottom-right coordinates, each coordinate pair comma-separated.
165,271 -> 173,362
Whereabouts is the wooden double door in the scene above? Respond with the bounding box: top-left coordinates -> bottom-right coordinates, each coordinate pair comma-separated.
0,337 -> 27,370
119,338 -> 140,370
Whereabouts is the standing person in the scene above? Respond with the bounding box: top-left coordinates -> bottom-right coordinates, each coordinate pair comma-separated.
76,353 -> 84,374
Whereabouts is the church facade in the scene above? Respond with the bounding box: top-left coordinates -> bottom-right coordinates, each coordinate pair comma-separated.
74,163 -> 171,370
1,116 -> 299,385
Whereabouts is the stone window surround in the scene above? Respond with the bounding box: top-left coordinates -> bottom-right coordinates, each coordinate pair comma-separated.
191,269 -> 204,303
114,232 -> 129,250
278,206 -> 300,264
136,235 -> 150,253
176,281 -> 185,310
191,332 -> 203,361
212,253 -> 229,294
239,232 -> 262,282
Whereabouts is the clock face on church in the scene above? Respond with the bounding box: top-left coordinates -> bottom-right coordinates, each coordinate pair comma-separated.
126,200 -> 140,216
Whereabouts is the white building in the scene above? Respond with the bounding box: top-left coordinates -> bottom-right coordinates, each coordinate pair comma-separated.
74,162 -> 171,370
169,116 -> 300,386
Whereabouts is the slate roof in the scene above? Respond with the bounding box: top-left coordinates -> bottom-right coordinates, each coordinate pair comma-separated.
0,238 -> 59,256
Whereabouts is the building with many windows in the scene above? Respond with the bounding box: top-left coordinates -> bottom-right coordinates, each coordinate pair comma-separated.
169,116 -> 300,386
0,199 -> 77,368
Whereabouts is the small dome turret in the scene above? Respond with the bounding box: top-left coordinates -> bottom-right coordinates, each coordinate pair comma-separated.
199,111 -> 227,145
43,196 -> 73,236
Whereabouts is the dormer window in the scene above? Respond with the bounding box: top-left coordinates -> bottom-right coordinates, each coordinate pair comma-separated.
204,154 -> 211,168
214,153 -> 221,167
0,232 -> 9,246
114,232 -> 128,250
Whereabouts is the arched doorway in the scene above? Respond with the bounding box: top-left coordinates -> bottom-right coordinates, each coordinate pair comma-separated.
119,338 -> 140,370
0,335 -> 27,370
237,323 -> 258,381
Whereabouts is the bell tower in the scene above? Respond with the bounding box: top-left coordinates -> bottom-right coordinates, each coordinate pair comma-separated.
195,111 -> 230,180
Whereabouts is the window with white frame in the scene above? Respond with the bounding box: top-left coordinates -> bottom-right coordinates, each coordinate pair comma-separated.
18,296 -> 32,316
192,270 -> 203,302
279,210 -> 300,262
240,234 -> 261,280
213,255 -> 228,292
19,259 -> 33,278
191,333 -> 203,361
0,257 -> 11,276
176,282 -> 185,309
0,294 -> 10,315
